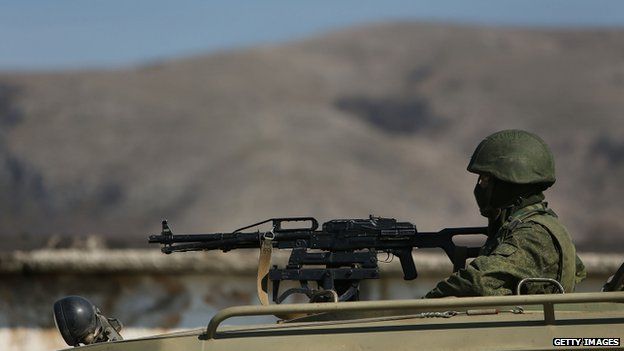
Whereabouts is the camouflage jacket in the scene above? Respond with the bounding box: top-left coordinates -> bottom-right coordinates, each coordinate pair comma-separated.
425,197 -> 586,298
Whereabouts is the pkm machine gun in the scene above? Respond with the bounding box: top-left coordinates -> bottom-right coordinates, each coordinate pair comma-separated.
149,216 -> 487,304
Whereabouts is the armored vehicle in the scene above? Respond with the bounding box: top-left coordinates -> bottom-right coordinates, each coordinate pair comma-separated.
53,217 -> 624,350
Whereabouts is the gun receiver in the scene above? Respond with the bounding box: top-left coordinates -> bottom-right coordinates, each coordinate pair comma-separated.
149,216 -> 486,303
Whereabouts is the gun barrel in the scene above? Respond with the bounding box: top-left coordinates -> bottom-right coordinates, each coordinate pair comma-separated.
149,231 -> 265,253
148,233 -> 232,244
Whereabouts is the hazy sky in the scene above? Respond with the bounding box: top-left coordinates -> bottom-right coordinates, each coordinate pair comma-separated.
1,0 -> 623,71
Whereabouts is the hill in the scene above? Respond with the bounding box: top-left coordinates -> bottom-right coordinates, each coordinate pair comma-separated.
1,22 -> 623,250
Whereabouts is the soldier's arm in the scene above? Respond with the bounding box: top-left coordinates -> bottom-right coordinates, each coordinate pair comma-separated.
425,224 -> 559,298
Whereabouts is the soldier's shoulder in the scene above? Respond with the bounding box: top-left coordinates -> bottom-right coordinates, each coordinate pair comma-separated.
519,210 -> 569,235
507,218 -> 556,247
511,216 -> 551,232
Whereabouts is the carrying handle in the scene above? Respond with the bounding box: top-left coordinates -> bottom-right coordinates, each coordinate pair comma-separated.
272,217 -> 319,232
234,217 -> 319,233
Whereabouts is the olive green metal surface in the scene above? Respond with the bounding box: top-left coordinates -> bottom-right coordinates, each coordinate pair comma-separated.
61,292 -> 624,351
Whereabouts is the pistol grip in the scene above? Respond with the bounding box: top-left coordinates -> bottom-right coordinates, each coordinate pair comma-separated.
396,249 -> 417,280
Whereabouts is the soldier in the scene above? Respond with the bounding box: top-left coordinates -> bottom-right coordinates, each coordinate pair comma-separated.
426,130 -> 586,298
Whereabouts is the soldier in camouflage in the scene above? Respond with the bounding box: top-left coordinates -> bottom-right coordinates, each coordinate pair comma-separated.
426,130 -> 586,298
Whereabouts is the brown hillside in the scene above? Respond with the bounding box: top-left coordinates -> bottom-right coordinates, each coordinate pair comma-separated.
1,22 -> 623,251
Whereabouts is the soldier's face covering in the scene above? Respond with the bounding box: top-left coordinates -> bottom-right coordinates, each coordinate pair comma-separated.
473,175 -> 500,219
474,175 -> 546,219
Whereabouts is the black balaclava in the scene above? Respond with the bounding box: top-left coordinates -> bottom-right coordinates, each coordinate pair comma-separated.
474,177 -> 547,223
473,181 -> 498,219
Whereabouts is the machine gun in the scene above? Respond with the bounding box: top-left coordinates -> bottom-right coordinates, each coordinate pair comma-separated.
149,216 -> 487,304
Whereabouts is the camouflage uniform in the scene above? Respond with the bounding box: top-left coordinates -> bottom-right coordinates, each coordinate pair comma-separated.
426,130 -> 586,298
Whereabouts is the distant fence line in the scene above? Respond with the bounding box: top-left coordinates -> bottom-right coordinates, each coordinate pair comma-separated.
0,249 -> 621,276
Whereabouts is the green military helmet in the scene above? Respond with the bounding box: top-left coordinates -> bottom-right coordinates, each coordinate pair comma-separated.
467,129 -> 556,186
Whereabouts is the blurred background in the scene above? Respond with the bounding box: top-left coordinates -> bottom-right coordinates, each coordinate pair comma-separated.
1,1 -> 623,350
